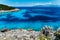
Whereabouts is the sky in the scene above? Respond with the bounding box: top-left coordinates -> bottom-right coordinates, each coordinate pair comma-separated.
0,0 -> 60,7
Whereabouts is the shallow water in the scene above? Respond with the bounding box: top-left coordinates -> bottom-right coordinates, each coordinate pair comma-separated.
0,7 -> 60,31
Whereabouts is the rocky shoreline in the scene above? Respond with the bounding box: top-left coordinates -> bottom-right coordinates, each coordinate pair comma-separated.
0,25 -> 60,40
0,9 -> 20,12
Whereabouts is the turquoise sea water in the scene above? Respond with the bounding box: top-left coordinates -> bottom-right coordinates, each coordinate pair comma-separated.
0,7 -> 60,31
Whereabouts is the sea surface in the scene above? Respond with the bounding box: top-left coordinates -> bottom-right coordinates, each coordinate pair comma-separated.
0,7 -> 60,31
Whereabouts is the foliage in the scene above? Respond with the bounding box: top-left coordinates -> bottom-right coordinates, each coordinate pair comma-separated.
38,34 -> 51,40
54,32 -> 60,40
0,4 -> 15,10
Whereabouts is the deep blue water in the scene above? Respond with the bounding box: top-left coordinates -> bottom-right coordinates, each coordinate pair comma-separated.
0,7 -> 60,31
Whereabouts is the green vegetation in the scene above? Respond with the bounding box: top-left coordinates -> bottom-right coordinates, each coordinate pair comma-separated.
54,32 -> 60,40
38,34 -> 51,40
0,4 -> 15,10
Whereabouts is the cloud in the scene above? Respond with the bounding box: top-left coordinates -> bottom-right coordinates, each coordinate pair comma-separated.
19,2 -> 52,7
33,2 -> 52,6
13,2 -> 52,7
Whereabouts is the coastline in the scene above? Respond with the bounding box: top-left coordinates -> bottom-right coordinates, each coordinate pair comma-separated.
0,26 -> 60,40
0,8 -> 20,12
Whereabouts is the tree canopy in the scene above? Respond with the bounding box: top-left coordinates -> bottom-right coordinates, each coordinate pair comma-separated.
0,4 -> 15,10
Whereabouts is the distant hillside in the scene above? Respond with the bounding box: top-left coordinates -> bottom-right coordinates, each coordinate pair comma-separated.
0,4 -> 15,10
33,5 -> 60,7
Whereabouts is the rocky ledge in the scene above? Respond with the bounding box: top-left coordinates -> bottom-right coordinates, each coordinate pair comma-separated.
0,25 -> 60,40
